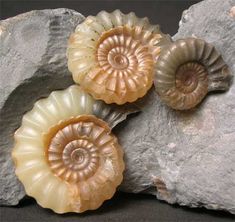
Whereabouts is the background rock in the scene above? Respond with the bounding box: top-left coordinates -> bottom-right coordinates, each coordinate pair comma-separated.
116,0 -> 235,214
1,0 -> 235,215
0,8 -> 84,205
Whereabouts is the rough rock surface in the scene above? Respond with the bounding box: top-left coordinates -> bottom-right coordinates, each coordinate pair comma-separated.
116,0 -> 235,214
1,0 -> 235,214
0,9 -> 84,205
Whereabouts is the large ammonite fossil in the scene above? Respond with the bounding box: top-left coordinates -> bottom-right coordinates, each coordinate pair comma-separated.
12,85 -> 126,213
67,10 -> 171,104
154,38 -> 232,110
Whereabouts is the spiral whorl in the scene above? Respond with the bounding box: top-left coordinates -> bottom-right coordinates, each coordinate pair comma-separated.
12,86 -> 125,213
67,10 -> 171,104
46,119 -> 102,183
154,38 -> 231,110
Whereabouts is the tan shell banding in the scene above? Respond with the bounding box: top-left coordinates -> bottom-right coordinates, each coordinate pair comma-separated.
154,38 -> 232,110
12,85 -> 124,213
67,10 -> 171,104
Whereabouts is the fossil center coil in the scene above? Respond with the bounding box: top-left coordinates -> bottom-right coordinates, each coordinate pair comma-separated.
12,85 -> 125,214
154,38 -> 232,110
67,10 -> 171,104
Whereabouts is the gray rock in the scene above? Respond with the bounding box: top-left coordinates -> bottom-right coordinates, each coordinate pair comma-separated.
116,0 -> 235,214
0,9 -> 84,205
1,1 -> 235,214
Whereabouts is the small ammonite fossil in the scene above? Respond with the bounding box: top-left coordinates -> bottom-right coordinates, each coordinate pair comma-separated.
12,85 -> 125,213
154,37 -> 232,110
67,10 -> 171,105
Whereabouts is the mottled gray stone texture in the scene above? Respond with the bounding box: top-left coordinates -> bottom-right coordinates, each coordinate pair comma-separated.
1,0 -> 235,214
0,9 -> 84,205
116,0 -> 235,214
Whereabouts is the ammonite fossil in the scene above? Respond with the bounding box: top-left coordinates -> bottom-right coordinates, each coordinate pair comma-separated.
67,10 -> 171,104
12,85 -> 125,213
154,38 -> 232,110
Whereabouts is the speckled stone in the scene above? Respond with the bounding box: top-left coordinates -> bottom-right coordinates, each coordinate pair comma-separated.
116,0 -> 235,214
0,8 -> 84,205
1,1 -> 235,214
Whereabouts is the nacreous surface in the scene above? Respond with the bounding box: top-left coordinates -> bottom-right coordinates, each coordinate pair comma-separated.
12,86 -> 124,214
154,38 -> 231,110
67,10 -> 171,104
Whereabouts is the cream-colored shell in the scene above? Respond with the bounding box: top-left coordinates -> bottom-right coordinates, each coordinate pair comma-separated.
67,10 -> 171,104
12,85 -> 125,213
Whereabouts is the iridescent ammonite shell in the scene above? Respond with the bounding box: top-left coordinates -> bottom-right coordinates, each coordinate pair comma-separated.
67,10 -> 171,104
12,85 -> 125,213
154,38 -> 232,110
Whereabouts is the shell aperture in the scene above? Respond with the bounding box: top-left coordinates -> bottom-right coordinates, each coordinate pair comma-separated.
154,38 -> 232,110
67,10 -> 171,104
12,85 -> 125,213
